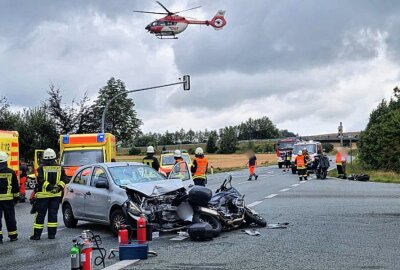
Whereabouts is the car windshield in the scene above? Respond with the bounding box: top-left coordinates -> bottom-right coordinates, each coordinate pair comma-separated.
109,165 -> 165,186
278,142 -> 295,150
293,144 -> 317,154
162,154 -> 190,165
62,150 -> 103,166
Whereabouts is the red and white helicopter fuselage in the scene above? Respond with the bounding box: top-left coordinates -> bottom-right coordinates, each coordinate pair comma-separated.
145,11 -> 226,39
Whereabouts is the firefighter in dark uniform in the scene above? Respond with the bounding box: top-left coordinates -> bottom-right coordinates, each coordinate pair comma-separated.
143,146 -> 160,171
191,147 -> 208,186
0,151 -> 19,243
30,148 -> 67,240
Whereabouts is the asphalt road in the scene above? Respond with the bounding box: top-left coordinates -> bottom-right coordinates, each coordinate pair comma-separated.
1,163 -> 399,270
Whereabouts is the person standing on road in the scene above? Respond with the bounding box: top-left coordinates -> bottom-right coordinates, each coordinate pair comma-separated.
0,151 -> 19,243
191,147 -> 208,186
174,150 -> 184,164
246,150 -> 258,181
143,146 -> 160,171
283,151 -> 292,172
30,148 -> 67,241
335,148 -> 347,179
295,150 -> 307,181
19,161 -> 27,203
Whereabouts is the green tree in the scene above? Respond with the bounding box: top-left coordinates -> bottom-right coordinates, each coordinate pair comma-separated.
206,131 -> 218,153
358,89 -> 400,172
219,126 -> 238,154
91,77 -> 142,146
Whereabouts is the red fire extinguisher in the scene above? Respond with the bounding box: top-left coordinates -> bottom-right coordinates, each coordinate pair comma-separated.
137,214 -> 147,244
80,231 -> 93,270
118,224 -> 129,245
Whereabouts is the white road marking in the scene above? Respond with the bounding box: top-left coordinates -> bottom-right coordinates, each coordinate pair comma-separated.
247,201 -> 263,207
279,188 -> 291,192
103,260 -> 140,270
291,184 -> 300,187
238,181 -> 250,185
265,194 -> 278,199
299,180 -> 308,183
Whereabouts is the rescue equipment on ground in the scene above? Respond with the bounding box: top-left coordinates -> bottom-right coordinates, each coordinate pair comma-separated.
118,224 -> 129,245
71,230 -> 106,270
137,214 -> 147,244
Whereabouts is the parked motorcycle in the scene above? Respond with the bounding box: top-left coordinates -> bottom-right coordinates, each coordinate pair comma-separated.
123,179 -> 221,236
209,176 -> 267,230
314,155 -> 329,179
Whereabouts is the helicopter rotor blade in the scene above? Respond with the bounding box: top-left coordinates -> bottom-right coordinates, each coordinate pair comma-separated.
133,10 -> 168,15
174,5 -> 202,14
156,1 -> 173,15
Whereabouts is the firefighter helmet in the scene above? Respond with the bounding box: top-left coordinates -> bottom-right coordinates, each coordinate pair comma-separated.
298,150 -> 303,155
43,148 -> 56,160
0,151 -> 8,163
174,150 -> 182,158
195,147 -> 204,155
147,146 -> 155,154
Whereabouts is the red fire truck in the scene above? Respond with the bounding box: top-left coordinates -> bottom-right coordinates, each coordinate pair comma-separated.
275,138 -> 300,168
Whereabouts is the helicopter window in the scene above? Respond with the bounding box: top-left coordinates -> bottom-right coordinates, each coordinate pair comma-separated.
158,21 -> 166,26
151,21 -> 157,26
165,21 -> 176,26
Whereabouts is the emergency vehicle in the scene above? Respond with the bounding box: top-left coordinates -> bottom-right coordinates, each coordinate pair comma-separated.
159,150 -> 192,177
275,138 -> 301,168
290,141 -> 322,174
60,133 -> 116,178
0,130 -> 19,177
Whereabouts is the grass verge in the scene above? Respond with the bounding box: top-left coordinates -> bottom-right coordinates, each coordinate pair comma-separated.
328,162 -> 400,183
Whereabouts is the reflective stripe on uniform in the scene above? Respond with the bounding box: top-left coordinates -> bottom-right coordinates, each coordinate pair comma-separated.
47,222 -> 58,228
8,231 -> 17,236
37,166 -> 62,198
0,173 -> 13,201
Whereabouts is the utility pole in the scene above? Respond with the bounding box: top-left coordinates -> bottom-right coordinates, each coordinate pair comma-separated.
101,75 -> 190,133
338,122 -> 343,147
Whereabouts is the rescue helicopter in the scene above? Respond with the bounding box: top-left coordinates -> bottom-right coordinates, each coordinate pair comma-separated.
134,1 -> 226,39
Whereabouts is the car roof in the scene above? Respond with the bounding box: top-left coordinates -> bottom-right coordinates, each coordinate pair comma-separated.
80,162 -> 144,168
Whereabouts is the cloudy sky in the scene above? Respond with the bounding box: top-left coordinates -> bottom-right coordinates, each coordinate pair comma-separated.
1,0 -> 400,135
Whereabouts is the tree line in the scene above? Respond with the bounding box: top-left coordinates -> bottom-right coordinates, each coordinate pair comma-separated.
358,88 -> 400,172
0,77 -> 141,160
134,117 -> 297,154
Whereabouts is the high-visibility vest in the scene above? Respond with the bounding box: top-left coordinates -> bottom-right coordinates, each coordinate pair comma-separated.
36,166 -> 64,198
336,153 -> 342,165
0,173 -> 17,201
143,158 -> 154,168
296,155 -> 305,168
193,157 -> 208,179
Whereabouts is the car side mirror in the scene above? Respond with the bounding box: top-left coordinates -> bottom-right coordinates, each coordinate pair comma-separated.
95,178 -> 109,189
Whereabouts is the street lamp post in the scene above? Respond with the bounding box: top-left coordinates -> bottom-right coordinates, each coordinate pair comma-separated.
101,75 -> 190,133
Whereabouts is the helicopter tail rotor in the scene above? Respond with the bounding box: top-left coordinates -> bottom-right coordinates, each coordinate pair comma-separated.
209,10 -> 226,30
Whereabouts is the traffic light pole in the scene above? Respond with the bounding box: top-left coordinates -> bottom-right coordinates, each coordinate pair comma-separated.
101,76 -> 190,133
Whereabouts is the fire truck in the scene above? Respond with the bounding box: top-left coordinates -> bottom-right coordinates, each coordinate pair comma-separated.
60,133 -> 116,178
0,130 -> 19,177
275,138 -> 300,168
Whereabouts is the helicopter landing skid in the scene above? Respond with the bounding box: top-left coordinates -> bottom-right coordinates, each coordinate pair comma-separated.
156,35 -> 178,39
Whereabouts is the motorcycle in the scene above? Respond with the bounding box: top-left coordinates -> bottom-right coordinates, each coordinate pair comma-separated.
313,155 -> 329,179
123,179 -> 221,236
208,175 -> 267,230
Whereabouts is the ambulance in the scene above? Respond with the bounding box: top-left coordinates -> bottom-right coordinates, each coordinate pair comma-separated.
60,133 -> 116,178
0,130 -> 19,177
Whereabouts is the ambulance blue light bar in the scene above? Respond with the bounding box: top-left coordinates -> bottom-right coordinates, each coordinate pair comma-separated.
97,133 -> 105,143
63,135 -> 69,144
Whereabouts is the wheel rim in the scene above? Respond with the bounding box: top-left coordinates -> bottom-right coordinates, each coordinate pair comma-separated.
199,214 -> 218,229
113,214 -> 126,231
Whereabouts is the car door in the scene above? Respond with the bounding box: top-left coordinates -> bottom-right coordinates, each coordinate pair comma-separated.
168,161 -> 194,189
66,166 -> 92,219
84,166 -> 111,221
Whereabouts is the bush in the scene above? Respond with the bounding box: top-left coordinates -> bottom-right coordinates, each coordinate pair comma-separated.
128,147 -> 142,155
322,143 -> 334,153
263,143 -> 275,153
206,132 -> 218,153
187,148 -> 195,155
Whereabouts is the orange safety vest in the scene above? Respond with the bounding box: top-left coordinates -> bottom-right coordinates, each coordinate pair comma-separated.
296,155 -> 305,168
336,153 -> 342,165
193,157 -> 208,179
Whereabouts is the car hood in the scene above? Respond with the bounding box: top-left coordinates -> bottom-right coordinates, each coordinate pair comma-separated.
125,179 -> 184,197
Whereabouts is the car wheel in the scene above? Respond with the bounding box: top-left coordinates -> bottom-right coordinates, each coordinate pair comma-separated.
63,203 -> 78,228
110,209 -> 127,236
